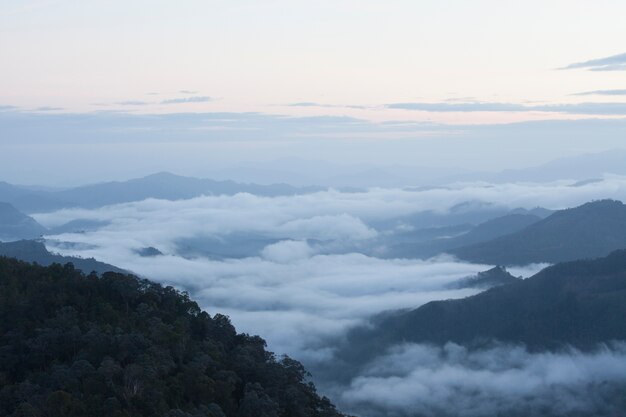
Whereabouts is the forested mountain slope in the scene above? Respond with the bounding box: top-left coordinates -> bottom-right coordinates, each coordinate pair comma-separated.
0,240 -> 125,275
0,257 -> 346,417
451,199 -> 626,265
344,249 -> 626,367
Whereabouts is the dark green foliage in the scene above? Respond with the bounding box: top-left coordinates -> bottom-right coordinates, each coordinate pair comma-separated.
343,249 -> 626,366
452,199 -> 626,265
0,257 -> 345,417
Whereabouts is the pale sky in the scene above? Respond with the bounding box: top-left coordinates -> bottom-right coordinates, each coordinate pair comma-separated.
1,0 -> 626,184
2,0 -> 626,122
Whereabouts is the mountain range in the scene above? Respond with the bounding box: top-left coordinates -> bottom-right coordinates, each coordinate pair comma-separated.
0,172 -> 323,213
0,202 -> 47,240
451,199 -> 626,265
0,240 -> 125,275
384,212 -> 544,259
340,248 -> 626,373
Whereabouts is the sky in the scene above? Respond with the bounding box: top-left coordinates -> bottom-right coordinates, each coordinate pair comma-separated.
1,0 -> 626,184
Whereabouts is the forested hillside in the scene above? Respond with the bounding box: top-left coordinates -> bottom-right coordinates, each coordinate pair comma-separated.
0,240 -> 125,275
343,249 -> 626,367
451,199 -> 626,265
0,257 -> 346,417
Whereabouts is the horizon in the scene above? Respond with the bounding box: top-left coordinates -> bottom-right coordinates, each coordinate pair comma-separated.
2,1 -> 626,185
3,2 -> 626,417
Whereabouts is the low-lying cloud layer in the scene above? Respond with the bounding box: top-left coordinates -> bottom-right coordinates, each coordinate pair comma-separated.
339,342 -> 626,416
42,239 -> 487,362
31,177 -> 626,414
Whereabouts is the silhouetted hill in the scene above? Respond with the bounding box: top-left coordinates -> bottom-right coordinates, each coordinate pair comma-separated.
343,250 -> 626,367
135,246 -> 164,257
53,172 -> 324,209
451,199 -> 626,265
0,257 -> 346,417
48,219 -> 110,235
0,202 -> 47,240
0,240 -> 125,275
384,213 -> 542,259
446,148 -> 626,183
449,265 -> 521,289
0,182 -> 70,213
0,173 -> 324,213
374,201 -> 550,233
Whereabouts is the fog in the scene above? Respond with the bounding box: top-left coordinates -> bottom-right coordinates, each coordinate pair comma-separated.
33,177 -> 626,359
338,342 -> 626,416
30,176 -> 626,414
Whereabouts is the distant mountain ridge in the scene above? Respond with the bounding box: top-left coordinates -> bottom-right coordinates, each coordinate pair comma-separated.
450,265 -> 521,289
340,249 -> 626,371
451,199 -> 626,265
444,148 -> 626,184
0,240 -> 125,275
384,212 -> 543,259
0,202 -> 47,240
0,172 -> 324,213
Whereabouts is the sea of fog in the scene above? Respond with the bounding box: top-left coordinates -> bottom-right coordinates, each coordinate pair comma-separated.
33,177 -> 626,416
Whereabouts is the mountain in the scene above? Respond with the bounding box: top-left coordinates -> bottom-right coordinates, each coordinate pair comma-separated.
0,182 -> 68,213
449,265 -> 521,289
0,202 -> 47,240
47,219 -> 110,235
342,249 -> 626,368
0,240 -> 125,275
384,213 -> 542,259
451,199 -> 626,265
52,172 -> 324,209
0,257 -> 346,417
371,200 -> 550,233
0,173 -> 324,213
446,148 -> 626,183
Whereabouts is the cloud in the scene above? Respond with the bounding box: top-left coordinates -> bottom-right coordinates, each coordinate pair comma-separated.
535,102 -> 626,115
179,90 -> 198,94
29,177 -> 626,413
562,52 -> 626,71
161,96 -> 212,104
287,102 -> 371,110
4,108 -> 626,161
388,102 -> 527,112
339,342 -> 626,416
288,102 -> 327,107
32,176 -> 626,360
117,100 -> 150,106
0,105 -> 18,111
260,240 -> 315,263
388,101 -> 626,115
33,106 -> 64,111
573,89 -> 626,96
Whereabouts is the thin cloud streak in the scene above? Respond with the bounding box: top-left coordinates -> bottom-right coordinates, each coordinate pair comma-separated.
561,52 -> 626,71
161,96 -> 213,104
573,89 -> 626,96
388,101 -> 626,115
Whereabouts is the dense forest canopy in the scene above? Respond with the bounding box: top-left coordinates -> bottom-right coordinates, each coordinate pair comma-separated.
0,257 -> 346,417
